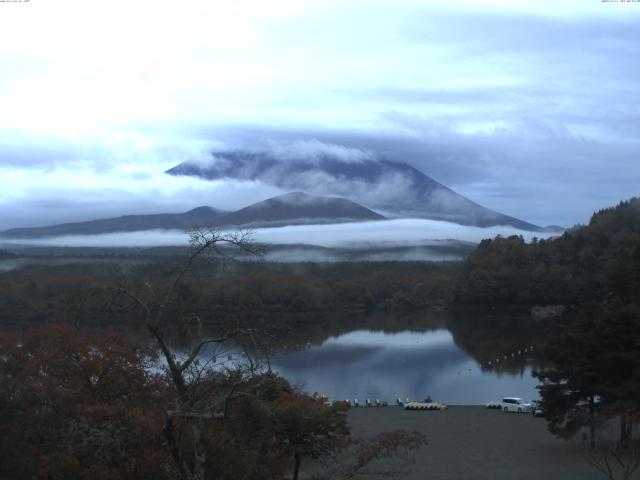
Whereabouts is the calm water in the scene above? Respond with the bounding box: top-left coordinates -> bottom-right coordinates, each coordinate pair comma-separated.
269,328 -> 541,405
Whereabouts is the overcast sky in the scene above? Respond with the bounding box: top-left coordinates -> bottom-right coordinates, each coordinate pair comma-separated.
0,0 -> 639,230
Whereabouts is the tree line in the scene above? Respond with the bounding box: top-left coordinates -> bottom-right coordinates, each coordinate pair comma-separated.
2,198 -> 640,478
527,200 -> 640,477
454,198 -> 640,306
0,260 -> 455,329
3,198 -> 640,328
0,229 -> 426,480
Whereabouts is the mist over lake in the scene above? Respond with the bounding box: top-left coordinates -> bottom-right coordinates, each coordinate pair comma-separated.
0,219 -> 555,262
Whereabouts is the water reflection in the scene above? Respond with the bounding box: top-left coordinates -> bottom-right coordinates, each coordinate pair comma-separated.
185,309 -> 549,405
270,328 -> 541,405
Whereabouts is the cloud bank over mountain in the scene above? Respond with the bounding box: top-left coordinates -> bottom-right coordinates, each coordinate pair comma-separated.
0,219 -> 552,250
167,145 -> 542,230
0,1 -> 638,231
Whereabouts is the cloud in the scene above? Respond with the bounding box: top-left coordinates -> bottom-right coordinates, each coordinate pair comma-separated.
267,139 -> 374,163
0,1 -> 638,230
266,164 -> 420,214
0,219 -> 554,250
207,116 -> 639,227
252,219 -> 552,247
0,163 -> 284,230
0,257 -> 148,273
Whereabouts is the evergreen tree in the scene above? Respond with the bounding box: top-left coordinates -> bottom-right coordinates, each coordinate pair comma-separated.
534,301 -> 640,447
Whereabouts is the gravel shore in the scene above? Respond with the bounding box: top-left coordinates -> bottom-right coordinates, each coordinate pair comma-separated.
346,405 -> 618,480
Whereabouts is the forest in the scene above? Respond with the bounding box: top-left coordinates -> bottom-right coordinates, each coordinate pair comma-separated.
1,198 -> 639,480
2,198 -> 640,328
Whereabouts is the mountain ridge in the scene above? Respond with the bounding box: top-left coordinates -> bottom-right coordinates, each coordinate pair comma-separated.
216,191 -> 385,228
0,193 -> 384,239
0,206 -> 226,239
166,150 -> 543,231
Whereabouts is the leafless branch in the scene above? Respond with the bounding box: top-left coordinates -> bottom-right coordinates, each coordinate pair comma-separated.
112,226 -> 262,480
178,329 -> 255,373
584,440 -> 640,480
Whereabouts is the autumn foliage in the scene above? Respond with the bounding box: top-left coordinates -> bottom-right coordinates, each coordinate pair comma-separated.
0,323 -> 167,480
0,323 -> 425,480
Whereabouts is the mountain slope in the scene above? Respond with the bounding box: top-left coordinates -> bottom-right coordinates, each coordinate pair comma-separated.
0,193 -> 384,239
166,150 -> 542,231
217,191 -> 385,228
0,207 -> 225,239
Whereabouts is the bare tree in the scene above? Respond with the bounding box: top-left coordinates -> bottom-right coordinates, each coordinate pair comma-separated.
308,430 -> 427,480
584,439 -> 640,480
116,227 -> 263,480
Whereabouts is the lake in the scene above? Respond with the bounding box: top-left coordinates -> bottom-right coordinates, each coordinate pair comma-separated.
190,309 -> 548,406
268,324 -> 543,406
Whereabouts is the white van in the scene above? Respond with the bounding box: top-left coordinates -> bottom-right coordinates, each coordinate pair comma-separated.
501,397 -> 532,413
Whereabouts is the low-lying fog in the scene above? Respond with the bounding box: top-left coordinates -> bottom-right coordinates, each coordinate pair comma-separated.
0,257 -> 149,273
0,219 -> 555,262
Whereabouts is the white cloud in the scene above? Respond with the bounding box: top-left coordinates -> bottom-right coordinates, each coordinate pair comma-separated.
0,219 -> 553,248
252,219 -> 552,247
0,0 -> 638,228
0,163 -> 284,229
267,140 -> 374,163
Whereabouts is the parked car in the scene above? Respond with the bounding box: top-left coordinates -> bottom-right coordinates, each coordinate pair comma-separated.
501,397 -> 532,413
531,400 -> 544,417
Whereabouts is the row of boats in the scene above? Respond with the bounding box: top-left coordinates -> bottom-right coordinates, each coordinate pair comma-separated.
312,393 -> 448,410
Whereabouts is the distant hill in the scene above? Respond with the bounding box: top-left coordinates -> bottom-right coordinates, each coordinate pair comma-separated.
0,193 -> 384,239
0,206 -> 225,239
216,192 -> 385,228
166,150 -> 542,231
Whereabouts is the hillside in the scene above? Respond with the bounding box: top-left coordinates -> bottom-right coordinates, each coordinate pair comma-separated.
216,191 -> 385,228
0,193 -> 384,239
0,206 -> 225,239
167,150 -> 542,231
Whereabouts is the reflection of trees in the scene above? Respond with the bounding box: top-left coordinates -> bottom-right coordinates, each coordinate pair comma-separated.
242,310 -> 451,355
252,308 -> 550,376
189,308 -> 551,377
447,309 -> 551,374
1,252 -> 551,375
166,307 -> 554,378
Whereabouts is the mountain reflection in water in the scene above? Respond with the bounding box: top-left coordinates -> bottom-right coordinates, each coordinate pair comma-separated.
269,329 -> 541,405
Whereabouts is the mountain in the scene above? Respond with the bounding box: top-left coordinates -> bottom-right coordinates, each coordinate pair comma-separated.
216,191 -> 385,228
0,206 -> 225,239
0,193 -> 383,239
166,150 -> 542,231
